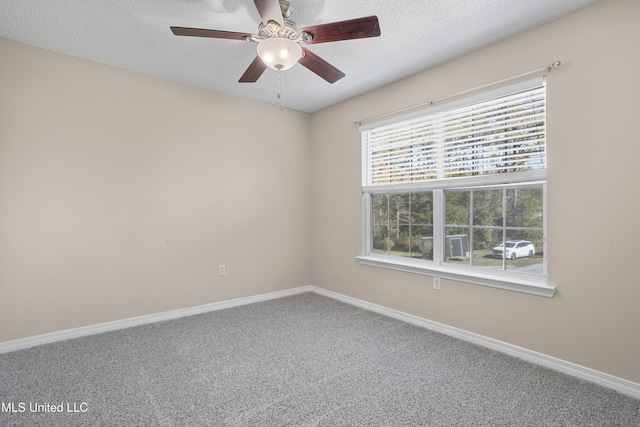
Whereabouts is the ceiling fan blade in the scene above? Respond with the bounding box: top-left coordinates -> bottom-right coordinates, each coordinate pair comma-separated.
171,26 -> 252,41
239,56 -> 268,83
300,16 -> 381,44
299,48 -> 345,84
253,0 -> 284,27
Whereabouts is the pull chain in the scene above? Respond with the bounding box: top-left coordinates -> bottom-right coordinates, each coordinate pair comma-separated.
277,71 -> 284,111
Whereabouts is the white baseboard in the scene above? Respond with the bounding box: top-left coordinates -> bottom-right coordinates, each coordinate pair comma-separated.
0,286 -> 312,354
1,284 -> 638,400
309,286 -> 640,400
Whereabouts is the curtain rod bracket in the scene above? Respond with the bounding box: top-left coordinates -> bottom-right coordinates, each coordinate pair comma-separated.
547,61 -> 561,72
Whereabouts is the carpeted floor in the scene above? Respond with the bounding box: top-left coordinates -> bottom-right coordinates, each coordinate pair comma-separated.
1,292 -> 639,426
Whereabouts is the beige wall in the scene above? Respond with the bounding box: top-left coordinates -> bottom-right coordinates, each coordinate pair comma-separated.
0,37 -> 310,342
310,0 -> 640,383
2,0 -> 639,385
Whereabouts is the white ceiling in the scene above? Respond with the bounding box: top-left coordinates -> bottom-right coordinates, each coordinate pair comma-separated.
0,0 -> 597,113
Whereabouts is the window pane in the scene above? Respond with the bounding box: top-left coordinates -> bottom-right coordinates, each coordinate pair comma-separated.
472,228 -> 504,269
373,225 -> 389,254
389,194 -> 410,225
504,230 -> 544,275
372,194 -> 388,224
392,225 -> 410,257
506,186 -> 543,228
473,189 -> 503,227
410,192 -> 433,225
445,191 -> 470,226
440,185 -> 545,276
412,226 -> 433,260
445,191 -> 470,264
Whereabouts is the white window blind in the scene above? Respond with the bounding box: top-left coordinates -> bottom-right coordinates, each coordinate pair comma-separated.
362,84 -> 546,189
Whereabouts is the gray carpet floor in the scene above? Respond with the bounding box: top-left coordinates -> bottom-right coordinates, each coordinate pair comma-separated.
1,292 -> 639,426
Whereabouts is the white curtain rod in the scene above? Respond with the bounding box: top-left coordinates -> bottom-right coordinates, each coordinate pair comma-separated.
351,60 -> 561,127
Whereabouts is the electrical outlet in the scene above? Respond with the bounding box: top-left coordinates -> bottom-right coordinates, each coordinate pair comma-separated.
218,264 -> 226,276
433,276 -> 441,290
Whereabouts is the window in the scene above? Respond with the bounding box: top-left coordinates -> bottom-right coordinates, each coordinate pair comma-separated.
358,78 -> 555,297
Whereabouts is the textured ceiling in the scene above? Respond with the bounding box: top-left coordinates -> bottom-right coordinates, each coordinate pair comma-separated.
0,0 -> 598,113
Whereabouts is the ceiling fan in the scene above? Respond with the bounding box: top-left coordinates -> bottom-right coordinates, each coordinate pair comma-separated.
170,0 -> 381,84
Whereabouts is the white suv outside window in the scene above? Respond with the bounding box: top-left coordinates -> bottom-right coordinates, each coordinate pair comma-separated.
492,240 -> 535,259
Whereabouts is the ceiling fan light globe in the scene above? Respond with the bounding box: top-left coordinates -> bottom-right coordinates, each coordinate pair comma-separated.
257,37 -> 302,71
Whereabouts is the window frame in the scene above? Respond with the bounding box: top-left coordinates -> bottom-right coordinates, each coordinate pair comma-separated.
357,79 -> 555,297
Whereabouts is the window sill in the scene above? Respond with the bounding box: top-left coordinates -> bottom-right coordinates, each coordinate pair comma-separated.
356,254 -> 556,297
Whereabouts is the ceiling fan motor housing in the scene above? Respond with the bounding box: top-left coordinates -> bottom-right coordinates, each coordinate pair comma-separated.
258,19 -> 299,40
256,0 -> 311,43
279,0 -> 292,18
